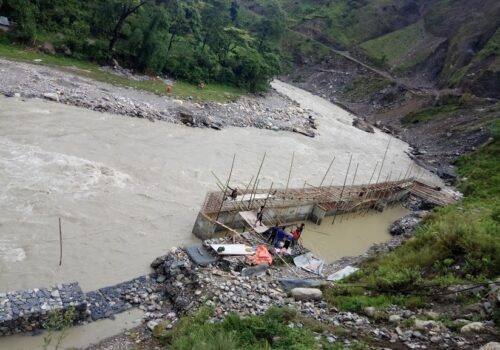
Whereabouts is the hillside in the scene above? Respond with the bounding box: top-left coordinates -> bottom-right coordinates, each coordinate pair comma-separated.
259,0 -> 500,179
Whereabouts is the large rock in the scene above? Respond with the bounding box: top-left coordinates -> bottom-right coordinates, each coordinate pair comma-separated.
43,92 -> 59,102
460,321 -> 485,334
39,42 -> 56,55
389,314 -> 401,323
414,319 -> 441,331
178,106 -> 197,125
292,127 -> 315,138
290,288 -> 323,301
480,342 -> 500,350
352,118 -> 375,133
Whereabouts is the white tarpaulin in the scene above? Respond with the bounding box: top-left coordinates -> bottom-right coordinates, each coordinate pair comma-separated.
327,266 -> 359,281
293,252 -> 324,275
210,244 -> 255,255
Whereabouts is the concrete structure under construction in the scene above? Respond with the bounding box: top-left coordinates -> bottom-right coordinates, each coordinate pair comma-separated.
192,179 -> 455,239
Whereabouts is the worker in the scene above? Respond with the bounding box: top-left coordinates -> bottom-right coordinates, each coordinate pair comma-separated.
274,226 -> 287,248
255,205 -> 264,226
283,232 -> 293,250
297,223 -> 305,234
267,223 -> 279,244
225,186 -> 238,201
292,228 -> 301,248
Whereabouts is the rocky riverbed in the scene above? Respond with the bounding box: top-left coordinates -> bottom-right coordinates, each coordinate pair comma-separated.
85,196 -> 499,350
0,59 -> 316,136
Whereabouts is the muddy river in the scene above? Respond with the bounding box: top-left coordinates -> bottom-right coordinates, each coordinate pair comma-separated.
302,206 -> 410,262
0,80 -> 440,348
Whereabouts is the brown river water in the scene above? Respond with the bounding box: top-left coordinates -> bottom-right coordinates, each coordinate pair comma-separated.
0,80 -> 440,348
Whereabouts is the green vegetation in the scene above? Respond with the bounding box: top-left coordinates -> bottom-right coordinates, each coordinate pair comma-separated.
42,307 -> 76,350
1,0 -> 285,92
359,21 -> 426,67
401,104 -> 461,125
337,122 -> 500,294
0,42 -> 243,102
342,76 -> 393,100
324,285 -> 424,314
159,306 -> 368,350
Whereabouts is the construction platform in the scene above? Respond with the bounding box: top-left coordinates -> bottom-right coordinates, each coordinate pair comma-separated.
192,178 -> 457,240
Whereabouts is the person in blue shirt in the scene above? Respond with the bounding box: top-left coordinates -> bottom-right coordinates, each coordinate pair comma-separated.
267,223 -> 279,244
274,226 -> 287,248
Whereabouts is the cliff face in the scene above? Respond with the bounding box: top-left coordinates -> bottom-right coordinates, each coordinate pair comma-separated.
273,0 -> 500,98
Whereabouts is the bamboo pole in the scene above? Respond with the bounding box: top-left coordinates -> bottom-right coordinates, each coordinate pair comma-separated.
332,154 -> 353,225
376,136 -> 392,183
58,217 -> 63,266
248,152 -> 267,209
239,175 -> 254,204
342,162 -> 359,221
283,152 -> 295,204
216,154 -> 236,221
318,156 -> 335,188
356,161 -> 379,217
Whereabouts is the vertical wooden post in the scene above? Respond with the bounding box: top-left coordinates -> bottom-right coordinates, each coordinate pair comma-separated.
58,217 -> 63,266
248,152 -> 266,209
216,154 -> 236,221
342,162 -> 359,222
376,136 -> 392,183
283,152 -> 295,204
318,156 -> 335,188
332,154 -> 353,225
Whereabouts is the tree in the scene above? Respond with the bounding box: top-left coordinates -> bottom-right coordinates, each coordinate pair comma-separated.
229,0 -> 239,23
200,0 -> 230,52
95,0 -> 150,57
5,0 -> 38,43
254,0 -> 285,51
164,0 -> 199,57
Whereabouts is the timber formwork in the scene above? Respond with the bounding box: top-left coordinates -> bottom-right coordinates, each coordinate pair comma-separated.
200,178 -> 453,218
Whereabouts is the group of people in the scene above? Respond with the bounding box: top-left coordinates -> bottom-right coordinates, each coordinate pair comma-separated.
267,223 -> 305,250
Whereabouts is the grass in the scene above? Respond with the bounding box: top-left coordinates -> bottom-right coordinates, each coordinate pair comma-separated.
337,121 -> 500,295
320,122 -> 500,326
0,42 -> 244,102
359,21 -> 426,67
160,306 -> 369,350
401,104 -> 461,125
342,76 -> 393,101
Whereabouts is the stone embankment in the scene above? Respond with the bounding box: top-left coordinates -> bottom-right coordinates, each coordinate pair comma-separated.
0,276 -> 169,337
0,59 -> 317,136
0,283 -> 86,336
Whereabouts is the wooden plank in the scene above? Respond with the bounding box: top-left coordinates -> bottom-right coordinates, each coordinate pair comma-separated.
239,211 -> 269,234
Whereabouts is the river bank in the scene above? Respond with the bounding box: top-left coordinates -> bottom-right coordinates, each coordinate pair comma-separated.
0,59 -> 447,349
0,58 -> 316,136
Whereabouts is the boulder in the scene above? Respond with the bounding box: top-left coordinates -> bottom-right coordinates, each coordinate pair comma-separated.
352,118 -> 375,133
389,314 -> 401,323
460,321 -> 485,334
178,106 -> 197,125
292,127 -> 315,138
290,288 -> 323,301
241,263 -> 268,278
147,319 -> 160,331
414,319 -> 440,331
39,42 -> 56,55
480,342 -> 500,350
364,306 -> 376,317
152,320 -> 173,341
43,92 -> 59,102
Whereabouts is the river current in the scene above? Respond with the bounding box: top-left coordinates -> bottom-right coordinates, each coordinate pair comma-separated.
0,81 -> 440,294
